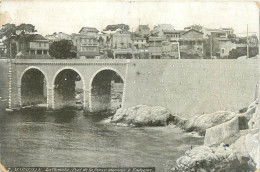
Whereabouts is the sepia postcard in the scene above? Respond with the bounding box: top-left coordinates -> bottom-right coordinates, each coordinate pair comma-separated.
0,0 -> 259,172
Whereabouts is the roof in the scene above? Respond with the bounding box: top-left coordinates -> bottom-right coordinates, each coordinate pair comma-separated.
148,37 -> 162,41
182,29 -> 203,35
15,33 -> 48,42
138,25 -> 150,30
220,28 -> 233,30
31,34 -> 47,41
132,37 -> 146,40
79,27 -> 99,33
204,28 -> 226,33
163,30 -> 184,34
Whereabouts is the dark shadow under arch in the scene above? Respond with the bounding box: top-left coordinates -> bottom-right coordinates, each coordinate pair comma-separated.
54,69 -> 83,109
91,69 -> 124,113
21,68 -> 47,107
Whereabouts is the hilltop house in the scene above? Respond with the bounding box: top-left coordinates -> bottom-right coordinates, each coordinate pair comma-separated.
10,33 -> 51,59
151,24 -> 175,38
135,25 -> 150,37
148,37 -> 163,59
71,27 -> 100,59
178,29 -> 204,57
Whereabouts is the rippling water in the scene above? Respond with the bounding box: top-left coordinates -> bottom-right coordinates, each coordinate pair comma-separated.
0,107 -> 203,171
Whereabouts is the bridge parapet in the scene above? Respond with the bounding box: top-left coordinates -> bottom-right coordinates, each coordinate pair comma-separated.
12,59 -> 130,65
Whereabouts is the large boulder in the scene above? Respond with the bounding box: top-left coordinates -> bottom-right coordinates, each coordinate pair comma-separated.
231,132 -> 259,170
111,105 -> 174,126
172,144 -> 248,172
204,116 -> 239,146
185,111 -> 236,135
244,133 -> 259,169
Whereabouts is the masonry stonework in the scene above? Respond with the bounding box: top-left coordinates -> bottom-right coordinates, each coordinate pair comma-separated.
9,59 -> 258,118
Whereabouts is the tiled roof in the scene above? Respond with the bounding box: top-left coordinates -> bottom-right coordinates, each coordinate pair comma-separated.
79,27 -> 99,33
182,29 -> 203,35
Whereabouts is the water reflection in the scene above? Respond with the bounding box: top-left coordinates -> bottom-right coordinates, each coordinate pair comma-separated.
0,108 -> 203,171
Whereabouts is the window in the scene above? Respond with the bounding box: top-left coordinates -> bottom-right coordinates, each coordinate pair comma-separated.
221,48 -> 225,54
30,50 -> 35,54
37,50 -> 42,54
43,50 -> 47,54
39,43 -> 41,47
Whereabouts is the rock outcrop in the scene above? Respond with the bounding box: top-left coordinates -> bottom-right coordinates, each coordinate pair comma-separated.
111,105 -> 176,126
184,111 -> 236,135
172,143 -> 251,172
173,99 -> 259,171
204,116 -> 239,146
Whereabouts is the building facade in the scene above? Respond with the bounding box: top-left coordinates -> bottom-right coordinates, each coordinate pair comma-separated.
148,37 -> 163,59
71,27 -> 100,59
177,29 -> 204,57
132,37 -> 147,49
13,33 -> 51,59
71,33 -> 99,59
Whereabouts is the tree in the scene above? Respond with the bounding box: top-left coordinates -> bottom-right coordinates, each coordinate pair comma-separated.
0,23 -> 37,58
49,40 -> 76,59
104,24 -> 129,31
186,24 -> 203,32
16,23 -> 36,33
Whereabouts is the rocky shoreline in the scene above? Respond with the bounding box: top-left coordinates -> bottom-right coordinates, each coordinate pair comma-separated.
110,100 -> 259,171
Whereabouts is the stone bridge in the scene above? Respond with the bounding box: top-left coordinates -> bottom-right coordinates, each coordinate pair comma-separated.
7,58 -> 258,118
8,59 -> 130,112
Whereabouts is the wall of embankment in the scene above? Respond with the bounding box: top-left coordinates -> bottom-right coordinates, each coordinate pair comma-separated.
0,59 -> 9,99
123,59 -> 259,118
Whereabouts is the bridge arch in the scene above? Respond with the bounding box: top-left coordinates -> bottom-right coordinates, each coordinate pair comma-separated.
52,67 -> 86,109
89,67 -> 125,112
20,66 -> 49,107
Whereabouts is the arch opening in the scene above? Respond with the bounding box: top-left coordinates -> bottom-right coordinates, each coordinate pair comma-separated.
54,69 -> 83,109
91,69 -> 124,113
21,68 -> 47,107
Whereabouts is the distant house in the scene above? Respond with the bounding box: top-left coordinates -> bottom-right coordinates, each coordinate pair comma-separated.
79,27 -> 99,37
110,29 -> 132,49
148,37 -> 163,59
202,28 -> 228,38
162,41 -> 180,59
110,30 -> 137,59
178,29 -> 204,57
220,28 -> 235,37
151,24 -> 175,38
71,27 -> 100,59
164,30 -> 184,41
218,39 -> 237,57
13,33 -> 51,59
71,33 -> 99,59
135,25 -> 150,37
132,37 -> 147,49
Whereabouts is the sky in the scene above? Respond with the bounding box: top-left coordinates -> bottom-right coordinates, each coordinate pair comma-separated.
0,0 -> 259,36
